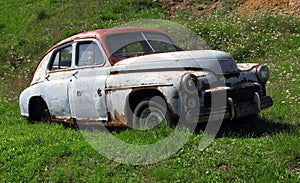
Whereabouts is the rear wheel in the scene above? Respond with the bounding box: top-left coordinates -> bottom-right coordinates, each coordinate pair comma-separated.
29,98 -> 51,123
132,96 -> 173,130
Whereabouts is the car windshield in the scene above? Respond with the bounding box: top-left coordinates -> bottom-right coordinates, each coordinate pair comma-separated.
104,32 -> 180,64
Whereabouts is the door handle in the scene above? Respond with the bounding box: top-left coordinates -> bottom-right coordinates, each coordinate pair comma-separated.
45,75 -> 50,81
72,71 -> 79,78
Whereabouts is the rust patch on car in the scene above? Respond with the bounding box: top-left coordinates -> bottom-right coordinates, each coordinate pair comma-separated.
97,88 -> 102,96
51,115 -> 76,124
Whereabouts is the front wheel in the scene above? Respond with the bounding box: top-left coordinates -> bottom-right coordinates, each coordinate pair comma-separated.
132,96 -> 173,130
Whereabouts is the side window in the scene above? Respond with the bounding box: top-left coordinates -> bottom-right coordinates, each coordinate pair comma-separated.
50,46 -> 72,70
77,42 -> 105,66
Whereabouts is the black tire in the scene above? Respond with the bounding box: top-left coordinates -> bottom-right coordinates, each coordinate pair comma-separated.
132,96 -> 173,130
40,107 -> 51,123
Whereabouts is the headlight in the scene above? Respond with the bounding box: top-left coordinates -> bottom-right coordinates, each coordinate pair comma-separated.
187,97 -> 198,109
181,73 -> 198,94
257,65 -> 270,83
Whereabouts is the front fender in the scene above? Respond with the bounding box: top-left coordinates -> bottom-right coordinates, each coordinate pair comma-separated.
105,71 -> 186,124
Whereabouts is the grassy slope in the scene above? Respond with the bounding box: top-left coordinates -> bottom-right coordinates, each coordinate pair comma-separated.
0,0 -> 164,99
0,0 -> 299,182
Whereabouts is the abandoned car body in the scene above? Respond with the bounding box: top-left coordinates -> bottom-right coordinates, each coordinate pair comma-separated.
19,27 -> 273,127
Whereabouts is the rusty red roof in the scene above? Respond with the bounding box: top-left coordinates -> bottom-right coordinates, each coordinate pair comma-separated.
47,27 -> 168,54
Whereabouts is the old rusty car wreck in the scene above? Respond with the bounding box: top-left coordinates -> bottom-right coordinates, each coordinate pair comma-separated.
19,27 -> 273,128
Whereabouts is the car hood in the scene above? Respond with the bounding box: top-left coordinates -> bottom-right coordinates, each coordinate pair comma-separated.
111,50 -> 239,74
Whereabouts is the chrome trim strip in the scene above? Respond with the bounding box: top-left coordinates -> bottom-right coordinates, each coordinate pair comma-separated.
105,83 -> 173,91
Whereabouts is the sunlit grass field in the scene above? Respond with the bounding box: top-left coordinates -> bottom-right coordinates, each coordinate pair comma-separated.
0,0 -> 299,182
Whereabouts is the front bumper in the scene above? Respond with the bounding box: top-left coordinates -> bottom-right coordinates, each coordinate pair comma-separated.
186,95 -> 273,123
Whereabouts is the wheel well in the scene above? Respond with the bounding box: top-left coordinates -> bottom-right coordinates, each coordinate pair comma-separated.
29,96 -> 48,121
127,89 -> 165,114
126,89 -> 171,125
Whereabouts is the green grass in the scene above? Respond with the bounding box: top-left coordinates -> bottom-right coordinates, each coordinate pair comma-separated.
0,0 -> 299,182
1,98 -> 299,182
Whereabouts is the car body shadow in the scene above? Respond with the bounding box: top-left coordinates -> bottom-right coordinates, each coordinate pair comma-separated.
68,116 -> 297,139
194,116 -> 297,138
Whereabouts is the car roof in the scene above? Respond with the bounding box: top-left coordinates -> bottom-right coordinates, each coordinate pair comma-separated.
46,27 -> 169,54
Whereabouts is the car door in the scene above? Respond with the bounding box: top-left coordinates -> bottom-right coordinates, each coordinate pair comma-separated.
43,44 -> 74,119
68,40 -> 110,121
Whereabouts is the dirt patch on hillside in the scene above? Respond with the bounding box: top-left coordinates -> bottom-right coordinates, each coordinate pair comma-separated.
158,0 -> 300,17
238,0 -> 300,16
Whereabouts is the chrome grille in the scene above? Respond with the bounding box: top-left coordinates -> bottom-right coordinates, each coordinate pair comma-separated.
204,84 -> 261,108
